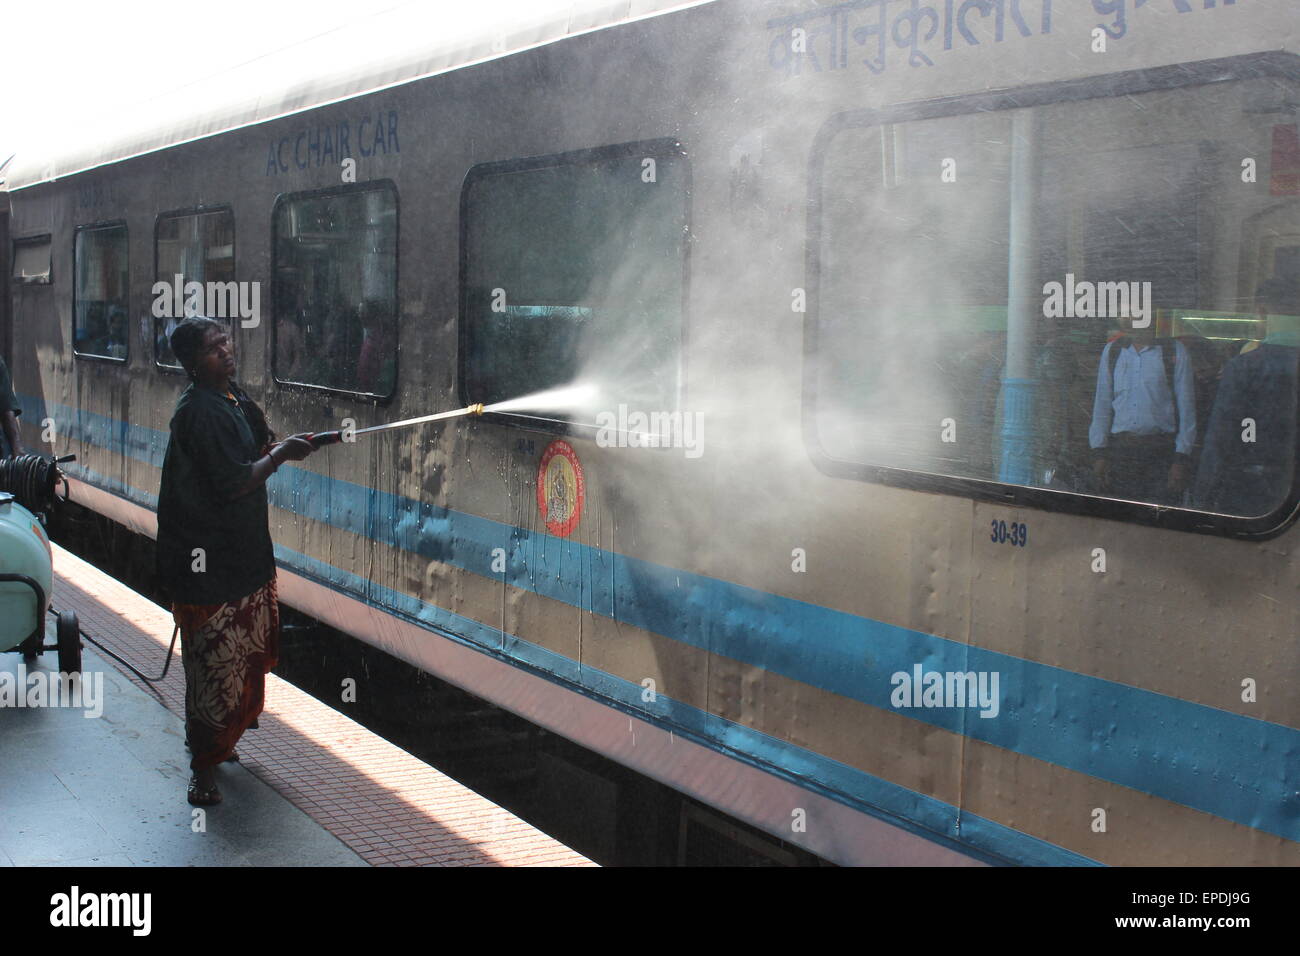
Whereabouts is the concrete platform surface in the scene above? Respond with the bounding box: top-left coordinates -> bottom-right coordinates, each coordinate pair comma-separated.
0,632 -> 367,867
0,542 -> 594,867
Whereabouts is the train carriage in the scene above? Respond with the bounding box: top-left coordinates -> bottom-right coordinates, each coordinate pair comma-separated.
5,0 -> 1299,865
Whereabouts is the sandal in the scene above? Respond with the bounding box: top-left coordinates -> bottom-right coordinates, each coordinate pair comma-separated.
187,776 -> 222,807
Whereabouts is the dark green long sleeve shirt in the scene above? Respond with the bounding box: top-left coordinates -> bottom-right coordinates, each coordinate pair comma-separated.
156,384 -> 275,604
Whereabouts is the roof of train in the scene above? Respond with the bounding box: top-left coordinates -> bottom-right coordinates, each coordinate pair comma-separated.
5,0 -> 713,193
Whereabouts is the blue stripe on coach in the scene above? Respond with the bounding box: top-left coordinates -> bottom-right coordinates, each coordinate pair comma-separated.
29,395 -> 1300,847
277,541 -> 1098,866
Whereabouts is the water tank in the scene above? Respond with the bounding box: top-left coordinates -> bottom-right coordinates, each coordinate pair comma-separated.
0,491 -> 53,652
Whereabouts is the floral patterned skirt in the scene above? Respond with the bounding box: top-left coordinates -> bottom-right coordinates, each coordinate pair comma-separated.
174,577 -> 279,771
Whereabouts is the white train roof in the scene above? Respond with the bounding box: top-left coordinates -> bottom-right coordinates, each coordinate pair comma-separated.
6,0 -> 713,192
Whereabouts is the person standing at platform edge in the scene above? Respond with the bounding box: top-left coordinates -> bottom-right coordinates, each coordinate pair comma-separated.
156,317 -> 317,806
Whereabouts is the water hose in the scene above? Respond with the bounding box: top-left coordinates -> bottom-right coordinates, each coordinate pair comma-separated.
306,403 -> 485,447
0,453 -> 75,515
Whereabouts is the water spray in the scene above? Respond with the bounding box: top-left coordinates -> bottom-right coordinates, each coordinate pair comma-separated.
305,383 -> 600,447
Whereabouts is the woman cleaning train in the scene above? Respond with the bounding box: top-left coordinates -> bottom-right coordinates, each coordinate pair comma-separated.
155,317 -> 317,806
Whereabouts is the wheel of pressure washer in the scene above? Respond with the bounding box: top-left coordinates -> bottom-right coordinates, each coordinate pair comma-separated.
57,610 -> 81,674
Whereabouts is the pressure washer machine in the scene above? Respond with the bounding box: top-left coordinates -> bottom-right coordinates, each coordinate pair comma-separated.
0,454 -> 80,673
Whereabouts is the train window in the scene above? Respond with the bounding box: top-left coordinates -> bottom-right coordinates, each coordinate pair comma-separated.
73,222 -> 129,361
271,181 -> 398,398
810,66 -> 1300,532
460,140 -> 688,420
154,208 -> 235,368
12,236 -> 52,285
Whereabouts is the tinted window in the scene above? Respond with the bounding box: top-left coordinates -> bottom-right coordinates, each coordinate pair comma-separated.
462,142 -> 688,418
73,223 -> 129,361
812,77 -> 1300,520
272,183 -> 397,396
154,209 -> 235,367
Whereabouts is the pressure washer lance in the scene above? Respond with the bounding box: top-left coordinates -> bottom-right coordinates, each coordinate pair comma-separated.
306,403 -> 486,447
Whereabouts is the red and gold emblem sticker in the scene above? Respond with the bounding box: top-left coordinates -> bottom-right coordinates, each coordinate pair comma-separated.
537,440 -> 585,538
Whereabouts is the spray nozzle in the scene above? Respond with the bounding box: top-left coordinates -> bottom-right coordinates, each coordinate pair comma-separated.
469,403 -> 485,416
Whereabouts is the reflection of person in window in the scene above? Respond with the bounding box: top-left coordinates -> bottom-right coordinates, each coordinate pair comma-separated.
355,301 -> 394,394
158,314 -> 182,364
1192,278 -> 1300,516
277,317 -> 307,381
1089,316 -> 1197,504
1038,320 -> 1112,492
104,306 -> 128,359
308,319 -> 349,388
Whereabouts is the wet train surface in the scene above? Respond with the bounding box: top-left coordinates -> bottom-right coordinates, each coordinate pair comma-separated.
4,0 -> 1299,865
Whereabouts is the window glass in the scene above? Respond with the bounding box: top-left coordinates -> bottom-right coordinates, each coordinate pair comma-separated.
155,209 -> 235,367
463,144 -> 688,418
12,237 -> 52,284
813,78 -> 1300,520
74,223 -> 129,360
272,183 -> 397,396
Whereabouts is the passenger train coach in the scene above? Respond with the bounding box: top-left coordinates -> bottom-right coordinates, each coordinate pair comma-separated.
4,0 -> 1299,865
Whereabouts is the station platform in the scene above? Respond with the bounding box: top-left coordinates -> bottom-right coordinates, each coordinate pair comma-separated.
0,543 -> 593,867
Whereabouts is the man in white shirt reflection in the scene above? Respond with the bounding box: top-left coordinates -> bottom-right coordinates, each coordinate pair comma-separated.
1089,317 -> 1197,504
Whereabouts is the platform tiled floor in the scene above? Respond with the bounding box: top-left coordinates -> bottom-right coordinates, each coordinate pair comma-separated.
0,635 -> 366,867
0,544 -> 593,867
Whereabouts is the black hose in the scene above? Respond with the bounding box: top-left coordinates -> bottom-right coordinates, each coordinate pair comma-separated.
0,453 -> 69,515
46,605 -> 180,699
